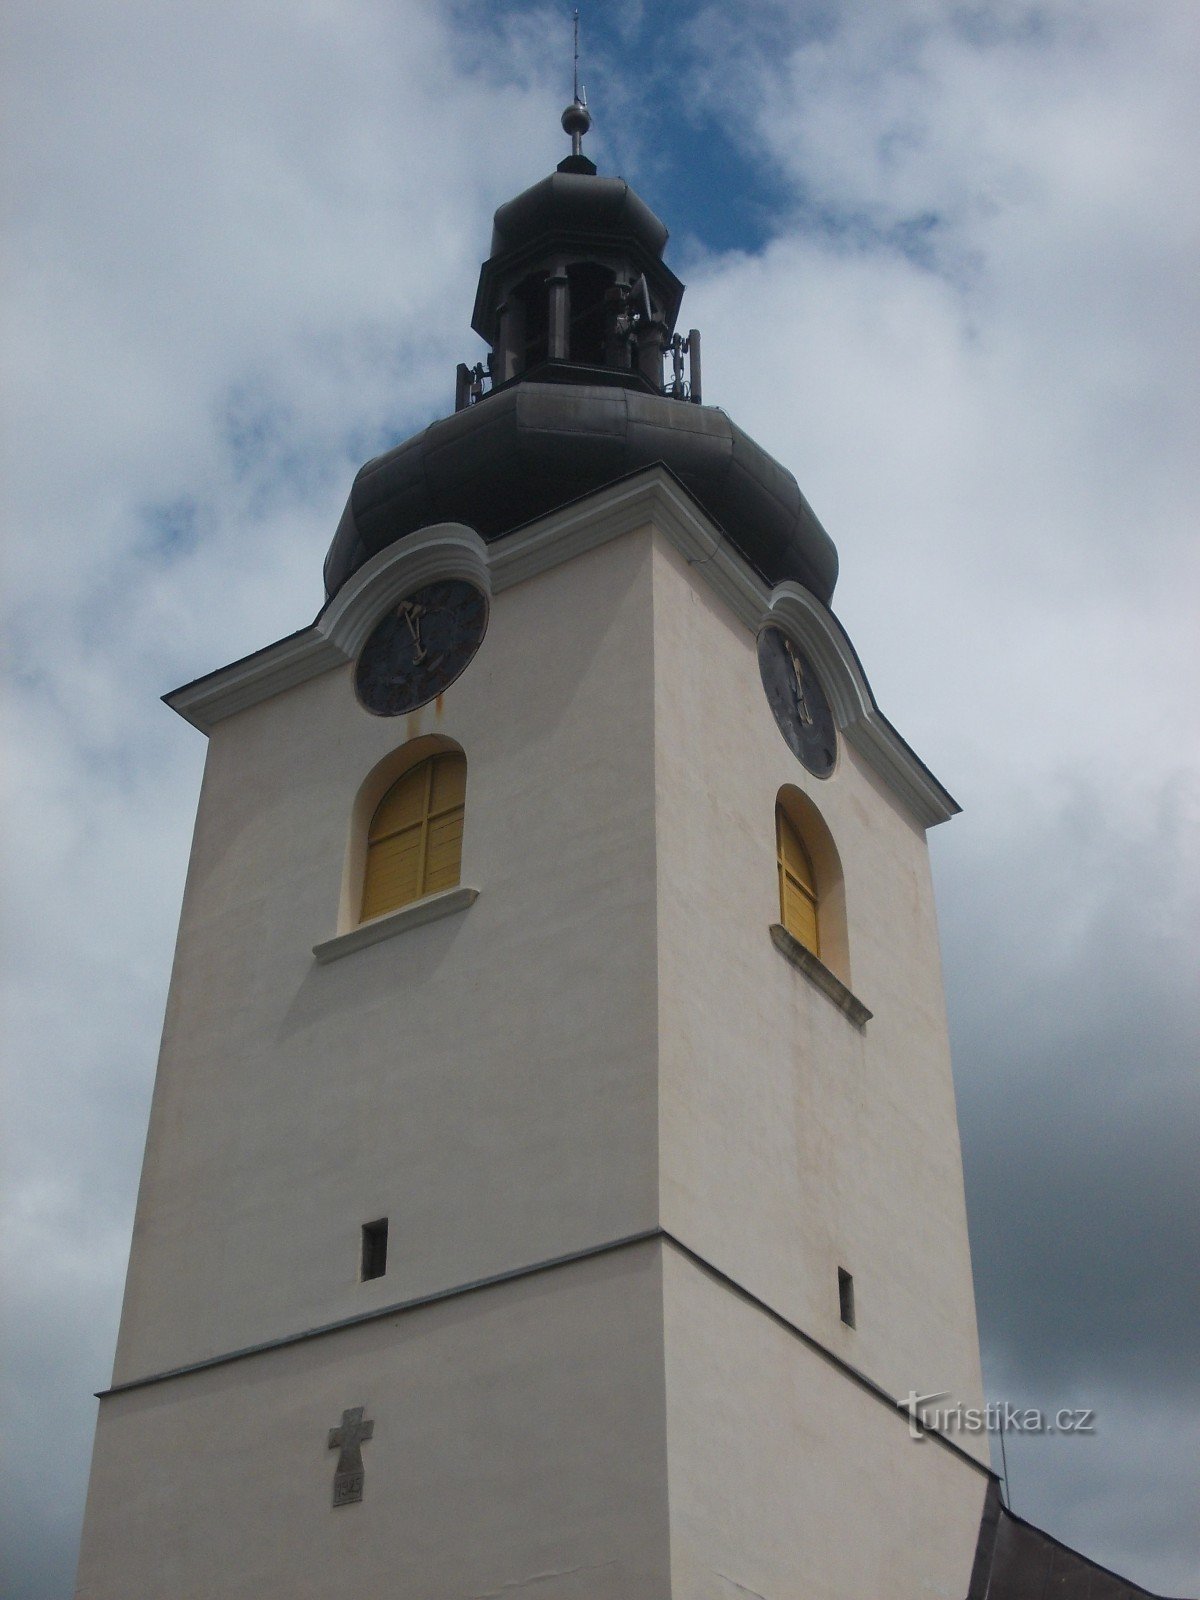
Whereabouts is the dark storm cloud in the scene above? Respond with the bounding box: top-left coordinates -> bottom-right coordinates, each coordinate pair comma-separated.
936,774 -> 1199,1583
942,781 -> 1200,1387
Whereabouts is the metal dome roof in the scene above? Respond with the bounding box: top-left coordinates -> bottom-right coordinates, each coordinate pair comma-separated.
325,134 -> 839,609
488,168 -> 669,261
323,380 -> 838,604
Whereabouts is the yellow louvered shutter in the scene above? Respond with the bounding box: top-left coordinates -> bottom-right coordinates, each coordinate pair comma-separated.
427,750 -> 466,813
370,765 -> 429,837
423,753 -> 466,894
362,828 -> 424,919
361,752 -> 466,921
777,805 -> 819,956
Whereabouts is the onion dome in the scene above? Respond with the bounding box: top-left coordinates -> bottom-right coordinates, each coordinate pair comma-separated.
324,102 -> 838,606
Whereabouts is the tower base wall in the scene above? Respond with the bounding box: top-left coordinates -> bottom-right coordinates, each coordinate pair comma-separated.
77,1237 -> 990,1599
662,1241 -> 988,1599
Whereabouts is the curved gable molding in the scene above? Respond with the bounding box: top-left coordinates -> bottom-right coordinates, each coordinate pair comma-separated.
163,470 -> 957,826
762,582 -> 959,828
762,583 -> 875,731
165,524 -> 490,732
320,524 -> 492,659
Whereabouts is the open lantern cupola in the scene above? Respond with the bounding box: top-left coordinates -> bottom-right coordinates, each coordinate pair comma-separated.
322,99 -> 840,609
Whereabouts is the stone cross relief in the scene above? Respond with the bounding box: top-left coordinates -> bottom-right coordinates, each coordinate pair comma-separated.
328,1405 -> 375,1507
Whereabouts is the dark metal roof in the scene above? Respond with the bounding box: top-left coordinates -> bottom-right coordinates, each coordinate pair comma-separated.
472,169 -> 684,346
323,379 -> 839,604
489,169 -> 669,260
327,152 -> 835,605
967,1483 -> 1188,1600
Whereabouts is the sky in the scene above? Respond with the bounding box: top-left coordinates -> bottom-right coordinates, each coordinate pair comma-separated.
1,1 -> 1197,1594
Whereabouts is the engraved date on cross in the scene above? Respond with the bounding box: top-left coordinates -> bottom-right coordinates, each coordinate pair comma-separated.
328,1405 -> 374,1507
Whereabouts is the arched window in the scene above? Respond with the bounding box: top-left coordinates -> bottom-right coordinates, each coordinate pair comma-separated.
772,789 -> 865,1022
776,801 -> 820,956
361,751 -> 466,922
511,271 -> 549,371
566,261 -> 615,365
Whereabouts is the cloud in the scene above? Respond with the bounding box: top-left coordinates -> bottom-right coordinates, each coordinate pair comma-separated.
2,2 -> 1197,1595
948,774 -> 1200,1387
1,6 -> 561,1594
667,5 -> 1199,1583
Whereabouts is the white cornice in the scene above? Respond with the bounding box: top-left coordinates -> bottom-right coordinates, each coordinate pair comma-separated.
163,467 -> 957,827
761,583 -> 958,827
164,524 -> 491,732
486,469 -> 767,630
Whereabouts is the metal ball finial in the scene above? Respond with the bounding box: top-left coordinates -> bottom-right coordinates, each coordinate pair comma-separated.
561,98 -> 592,141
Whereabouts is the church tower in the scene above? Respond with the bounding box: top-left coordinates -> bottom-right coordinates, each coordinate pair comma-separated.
76,99 -> 1000,1599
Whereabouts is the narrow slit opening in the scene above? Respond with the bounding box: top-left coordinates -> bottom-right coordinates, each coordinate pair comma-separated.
361,1218 -> 389,1282
838,1267 -> 855,1328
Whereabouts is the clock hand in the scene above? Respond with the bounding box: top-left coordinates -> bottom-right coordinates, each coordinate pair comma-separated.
784,639 -> 813,726
397,600 -> 428,663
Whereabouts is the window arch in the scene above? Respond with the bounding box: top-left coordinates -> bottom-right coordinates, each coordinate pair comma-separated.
774,787 -> 849,982
361,749 -> 466,922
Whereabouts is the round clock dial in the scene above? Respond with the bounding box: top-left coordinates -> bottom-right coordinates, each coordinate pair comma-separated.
355,579 -> 488,717
758,627 -> 837,777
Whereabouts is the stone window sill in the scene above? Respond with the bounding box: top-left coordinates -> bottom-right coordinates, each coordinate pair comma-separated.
313,886 -> 479,966
769,923 -> 872,1030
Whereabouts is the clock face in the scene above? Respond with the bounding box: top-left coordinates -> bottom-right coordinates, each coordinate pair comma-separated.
355,580 -> 489,717
758,627 -> 837,777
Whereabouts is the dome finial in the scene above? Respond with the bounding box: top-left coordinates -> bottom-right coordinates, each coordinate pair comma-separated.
560,8 -> 593,167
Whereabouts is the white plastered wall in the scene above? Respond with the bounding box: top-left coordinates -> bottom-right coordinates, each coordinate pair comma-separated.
651,531 -> 986,1437
81,487 -> 994,1599
112,527 -> 661,1385
79,1244 -> 670,1600
661,1243 -> 988,1599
